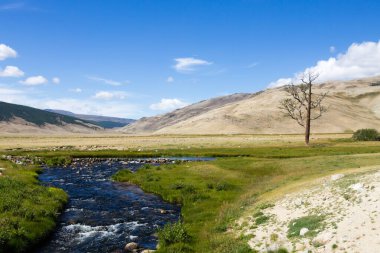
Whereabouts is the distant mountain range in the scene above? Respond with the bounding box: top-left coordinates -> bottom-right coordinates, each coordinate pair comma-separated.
0,101 -> 102,134
3,76 -> 380,135
45,109 -> 135,129
121,76 -> 380,134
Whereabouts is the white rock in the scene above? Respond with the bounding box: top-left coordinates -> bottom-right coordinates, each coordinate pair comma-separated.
350,183 -> 364,191
124,242 -> 138,252
300,227 -> 309,236
331,174 -> 344,181
294,198 -> 302,206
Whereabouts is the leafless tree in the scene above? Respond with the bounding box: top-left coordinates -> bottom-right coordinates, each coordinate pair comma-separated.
279,71 -> 327,145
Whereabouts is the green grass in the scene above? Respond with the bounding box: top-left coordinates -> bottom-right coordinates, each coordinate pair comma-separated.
7,140 -> 380,159
287,215 -> 325,238
0,159 -> 67,253
112,148 -> 380,253
157,221 -> 192,247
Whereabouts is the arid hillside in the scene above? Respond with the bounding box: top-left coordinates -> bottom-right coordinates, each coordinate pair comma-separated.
121,76 -> 380,134
0,101 -> 103,134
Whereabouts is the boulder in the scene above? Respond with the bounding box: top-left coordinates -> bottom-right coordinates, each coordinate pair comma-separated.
124,242 -> 138,252
349,183 -> 364,192
299,227 -> 309,236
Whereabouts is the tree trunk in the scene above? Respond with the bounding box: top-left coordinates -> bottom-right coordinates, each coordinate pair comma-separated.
305,82 -> 312,145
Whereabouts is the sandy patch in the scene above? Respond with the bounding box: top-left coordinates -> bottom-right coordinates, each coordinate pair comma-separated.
239,169 -> 380,253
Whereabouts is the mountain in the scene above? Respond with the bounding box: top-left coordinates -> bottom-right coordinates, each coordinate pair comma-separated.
120,76 -> 380,135
121,93 -> 254,133
0,101 -> 102,134
45,109 -> 135,128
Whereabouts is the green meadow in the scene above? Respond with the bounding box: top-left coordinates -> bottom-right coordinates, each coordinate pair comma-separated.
0,159 -> 67,253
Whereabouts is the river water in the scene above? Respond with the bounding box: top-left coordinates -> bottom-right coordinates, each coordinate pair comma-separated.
37,158 -> 209,253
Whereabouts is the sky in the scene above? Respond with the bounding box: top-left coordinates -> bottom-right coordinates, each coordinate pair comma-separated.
1,0 -> 380,119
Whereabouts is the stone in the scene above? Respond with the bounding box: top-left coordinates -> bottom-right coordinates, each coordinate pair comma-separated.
300,227 -> 309,236
294,198 -> 302,206
350,183 -> 364,192
124,242 -> 138,252
331,174 -> 344,181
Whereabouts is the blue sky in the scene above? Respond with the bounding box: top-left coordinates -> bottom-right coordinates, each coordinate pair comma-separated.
1,0 -> 380,118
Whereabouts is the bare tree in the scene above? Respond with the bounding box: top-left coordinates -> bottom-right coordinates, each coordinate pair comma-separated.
279,71 -> 327,145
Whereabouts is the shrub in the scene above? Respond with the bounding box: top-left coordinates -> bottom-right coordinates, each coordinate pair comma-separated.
287,215 -> 324,238
44,156 -> 72,166
255,215 -> 269,225
158,221 -> 191,246
111,169 -> 132,181
352,129 -> 379,141
140,164 -> 154,170
215,182 -> 232,191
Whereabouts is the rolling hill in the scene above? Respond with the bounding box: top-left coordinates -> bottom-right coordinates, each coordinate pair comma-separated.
45,109 -> 135,128
0,101 -> 102,134
121,76 -> 380,135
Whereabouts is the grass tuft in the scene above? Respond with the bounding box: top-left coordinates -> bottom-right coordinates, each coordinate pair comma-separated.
287,215 -> 324,238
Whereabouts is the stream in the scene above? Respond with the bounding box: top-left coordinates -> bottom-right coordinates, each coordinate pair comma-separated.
37,158 -> 210,253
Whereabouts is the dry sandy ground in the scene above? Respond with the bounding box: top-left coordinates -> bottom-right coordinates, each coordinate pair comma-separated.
0,133 -> 350,151
238,168 -> 380,253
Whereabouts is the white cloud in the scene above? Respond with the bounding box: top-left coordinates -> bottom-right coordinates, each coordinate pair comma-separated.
150,98 -> 188,111
20,75 -> 48,86
167,76 -> 174,83
52,77 -> 60,84
87,76 -> 128,86
0,2 -> 25,11
173,57 -> 212,73
0,66 -> 24,77
246,62 -> 259,69
269,40 -> 380,87
329,46 -> 336,53
69,88 -> 82,93
0,87 -> 23,95
93,91 -> 128,100
269,78 -> 293,87
0,87 -> 28,104
0,44 -> 17,60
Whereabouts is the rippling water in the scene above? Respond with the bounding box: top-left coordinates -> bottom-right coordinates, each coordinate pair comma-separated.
37,159 -> 191,253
